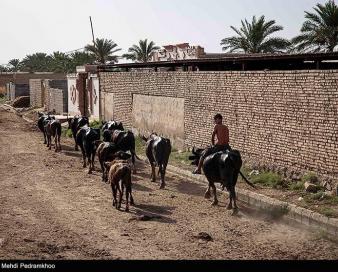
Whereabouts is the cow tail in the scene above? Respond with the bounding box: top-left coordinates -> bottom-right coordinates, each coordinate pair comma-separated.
239,171 -> 256,189
130,140 -> 142,161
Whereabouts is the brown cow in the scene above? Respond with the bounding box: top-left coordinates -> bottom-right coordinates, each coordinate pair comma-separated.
104,159 -> 134,212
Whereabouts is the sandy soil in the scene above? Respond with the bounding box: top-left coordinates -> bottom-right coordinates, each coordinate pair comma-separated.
0,107 -> 337,260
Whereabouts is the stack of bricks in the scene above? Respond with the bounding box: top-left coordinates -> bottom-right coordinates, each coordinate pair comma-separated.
29,79 -> 43,108
99,70 -> 338,182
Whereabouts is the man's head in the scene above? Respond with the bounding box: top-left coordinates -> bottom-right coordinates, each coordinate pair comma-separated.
214,114 -> 223,125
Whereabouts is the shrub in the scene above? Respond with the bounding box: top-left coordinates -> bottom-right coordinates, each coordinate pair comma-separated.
289,181 -> 305,191
251,171 -> 284,188
301,172 -> 319,184
89,120 -> 102,129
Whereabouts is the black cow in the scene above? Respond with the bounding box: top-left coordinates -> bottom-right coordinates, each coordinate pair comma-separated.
37,112 -> 55,144
189,148 -> 255,214
110,130 -> 141,172
96,141 -> 132,182
43,119 -> 62,152
68,116 -> 89,151
102,121 -> 124,132
76,125 -> 100,174
142,134 -> 172,189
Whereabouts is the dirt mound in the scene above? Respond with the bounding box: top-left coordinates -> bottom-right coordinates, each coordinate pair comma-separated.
12,96 -> 30,108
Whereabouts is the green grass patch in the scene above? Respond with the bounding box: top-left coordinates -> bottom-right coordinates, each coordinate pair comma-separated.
135,136 -> 146,155
89,120 -> 102,129
0,95 -> 7,104
251,171 -> 284,189
320,207 -> 335,218
62,127 -> 73,138
289,181 -> 305,191
169,151 -> 192,166
301,172 -> 319,184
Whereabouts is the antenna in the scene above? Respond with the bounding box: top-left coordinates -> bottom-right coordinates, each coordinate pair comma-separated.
89,16 -> 95,45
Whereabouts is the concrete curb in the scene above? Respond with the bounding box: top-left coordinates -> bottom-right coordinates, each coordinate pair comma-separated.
139,155 -> 338,237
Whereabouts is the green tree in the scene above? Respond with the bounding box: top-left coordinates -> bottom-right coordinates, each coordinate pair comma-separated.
68,51 -> 96,72
7,59 -> 21,72
292,0 -> 338,52
20,53 -> 52,72
0,65 -> 9,72
85,38 -> 121,64
50,52 -> 72,73
220,15 -> 291,53
123,39 -> 160,62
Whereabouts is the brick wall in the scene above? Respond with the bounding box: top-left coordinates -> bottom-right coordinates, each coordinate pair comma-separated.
29,79 -> 43,107
45,80 -> 68,114
99,70 -> 338,181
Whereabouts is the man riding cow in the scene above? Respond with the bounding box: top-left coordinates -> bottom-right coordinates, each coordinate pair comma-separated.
190,113 -> 255,214
193,113 -> 231,175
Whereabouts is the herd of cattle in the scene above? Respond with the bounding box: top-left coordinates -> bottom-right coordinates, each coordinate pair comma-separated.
37,112 -> 172,212
36,112 -> 255,215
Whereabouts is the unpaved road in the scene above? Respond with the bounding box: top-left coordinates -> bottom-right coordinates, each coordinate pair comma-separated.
0,107 -> 337,260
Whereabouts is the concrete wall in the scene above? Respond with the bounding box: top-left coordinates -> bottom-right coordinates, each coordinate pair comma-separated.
67,74 -> 100,120
0,73 -> 66,91
132,94 -> 185,148
45,80 -> 68,114
29,79 -> 44,107
6,82 -> 29,101
67,75 -> 79,116
99,70 -> 338,181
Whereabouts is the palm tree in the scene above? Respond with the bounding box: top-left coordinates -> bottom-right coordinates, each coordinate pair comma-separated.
123,39 -> 160,62
50,52 -> 72,73
0,65 -> 9,72
85,38 -> 121,64
69,51 -> 96,72
292,0 -> 338,52
220,15 -> 291,53
7,59 -> 21,72
20,53 -> 52,72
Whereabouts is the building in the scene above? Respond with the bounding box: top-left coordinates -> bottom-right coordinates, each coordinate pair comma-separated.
67,66 -> 100,120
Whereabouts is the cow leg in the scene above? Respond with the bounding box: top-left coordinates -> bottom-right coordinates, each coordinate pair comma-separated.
100,159 -> 105,182
43,132 -> 47,144
132,153 -> 137,174
54,136 -> 58,152
150,164 -> 156,183
88,151 -> 95,174
125,185 -> 130,212
231,187 -> 239,215
87,155 -> 92,174
211,184 -> 218,206
58,134 -> 61,151
79,145 -> 86,168
204,185 -> 212,199
117,182 -> 122,209
48,135 -> 52,150
159,164 -> 166,189
111,184 -> 118,209
129,187 -> 135,206
227,190 -> 233,210
73,133 -> 78,151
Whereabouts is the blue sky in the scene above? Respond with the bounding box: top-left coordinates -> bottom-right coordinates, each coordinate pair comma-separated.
0,0 -> 328,64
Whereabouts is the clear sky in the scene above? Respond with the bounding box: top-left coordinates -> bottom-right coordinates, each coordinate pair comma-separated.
0,0 -> 328,64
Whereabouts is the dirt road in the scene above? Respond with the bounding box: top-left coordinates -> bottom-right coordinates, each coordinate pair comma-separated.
0,107 -> 337,260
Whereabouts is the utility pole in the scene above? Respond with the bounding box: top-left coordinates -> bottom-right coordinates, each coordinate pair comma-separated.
89,16 -> 95,45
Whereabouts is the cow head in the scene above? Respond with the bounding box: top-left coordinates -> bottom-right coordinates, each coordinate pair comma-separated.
188,147 -> 205,166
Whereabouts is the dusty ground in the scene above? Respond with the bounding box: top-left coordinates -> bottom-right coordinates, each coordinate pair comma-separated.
0,107 -> 338,260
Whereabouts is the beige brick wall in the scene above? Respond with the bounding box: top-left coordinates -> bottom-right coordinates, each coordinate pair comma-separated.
99,70 -> 338,181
